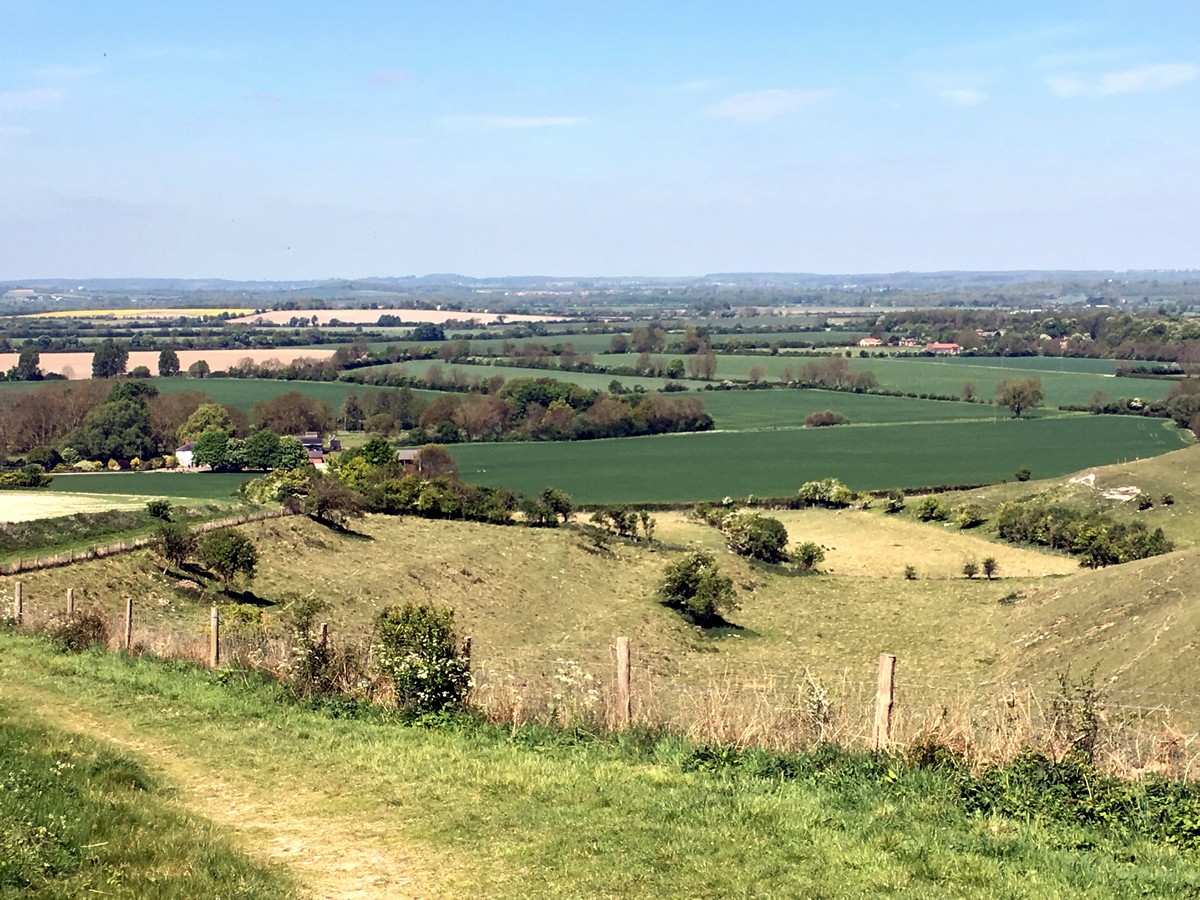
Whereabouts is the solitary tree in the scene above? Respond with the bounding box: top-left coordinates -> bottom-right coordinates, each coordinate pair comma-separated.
13,344 -> 41,381
724,511 -> 789,563
996,378 -> 1045,419
982,557 -> 999,580
91,339 -> 129,379
187,359 -> 211,378
963,560 -> 979,579
158,348 -> 181,377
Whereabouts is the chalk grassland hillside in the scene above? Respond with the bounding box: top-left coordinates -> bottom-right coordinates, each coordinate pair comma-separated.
999,549 -> 1200,706
2,510 -> 1067,691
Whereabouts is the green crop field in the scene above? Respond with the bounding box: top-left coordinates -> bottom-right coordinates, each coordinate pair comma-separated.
152,376 -> 441,412
47,471 -> 253,500
450,414 -> 1189,503
700,389 -> 1036,430
370,360 -> 675,392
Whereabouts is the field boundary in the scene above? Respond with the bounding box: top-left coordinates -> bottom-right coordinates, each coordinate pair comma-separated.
0,506 -> 296,575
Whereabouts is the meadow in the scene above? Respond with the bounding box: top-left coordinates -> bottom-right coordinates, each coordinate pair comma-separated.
450,414 -> 1188,503
150,375 -> 440,412
45,471 -> 253,500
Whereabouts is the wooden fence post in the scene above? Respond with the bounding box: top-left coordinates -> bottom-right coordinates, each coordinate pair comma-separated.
66,588 -> 75,620
319,622 -> 329,649
210,606 -> 220,668
614,636 -> 631,730
123,597 -> 133,650
874,653 -> 897,751
13,581 -> 22,626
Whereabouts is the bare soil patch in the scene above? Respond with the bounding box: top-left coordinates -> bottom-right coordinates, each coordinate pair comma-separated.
0,348 -> 337,379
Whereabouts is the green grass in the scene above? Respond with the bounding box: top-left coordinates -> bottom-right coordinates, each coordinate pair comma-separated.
48,471 -> 254,500
449,414 -> 1190,503
2,635 -> 1198,898
0,695 -> 294,898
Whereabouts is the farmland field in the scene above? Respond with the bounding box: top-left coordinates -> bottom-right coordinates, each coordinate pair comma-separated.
150,376 -> 440,412
229,308 -> 570,326
369,360 -> 675,392
18,307 -> 255,318
670,353 -> 1175,407
0,490 -> 155,523
46,471 -> 253,500
700,389 -> 1047,430
0,348 -> 337,379
450,414 -> 1189,503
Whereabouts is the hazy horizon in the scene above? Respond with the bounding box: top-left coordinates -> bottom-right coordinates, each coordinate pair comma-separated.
3,2 -> 1198,280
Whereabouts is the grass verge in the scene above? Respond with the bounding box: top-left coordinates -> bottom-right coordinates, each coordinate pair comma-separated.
2,633 -> 1199,898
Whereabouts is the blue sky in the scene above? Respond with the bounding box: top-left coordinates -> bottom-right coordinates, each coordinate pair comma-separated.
1,1 -> 1198,279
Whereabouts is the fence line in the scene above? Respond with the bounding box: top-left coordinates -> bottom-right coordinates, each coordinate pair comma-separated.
0,506 -> 298,576
5,583 -> 1200,772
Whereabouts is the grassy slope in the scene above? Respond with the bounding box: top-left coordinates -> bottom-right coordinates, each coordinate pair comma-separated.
0,698 -> 295,898
2,636 -> 1197,899
450,415 -> 1189,503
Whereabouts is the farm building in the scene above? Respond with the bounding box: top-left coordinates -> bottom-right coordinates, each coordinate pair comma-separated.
857,337 -> 883,347
925,342 -> 961,355
175,441 -> 195,468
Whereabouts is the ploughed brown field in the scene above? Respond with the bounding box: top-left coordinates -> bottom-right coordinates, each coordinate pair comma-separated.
0,348 -> 337,379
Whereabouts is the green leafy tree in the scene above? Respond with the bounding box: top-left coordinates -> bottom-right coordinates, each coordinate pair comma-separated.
187,359 -> 210,378
539,487 -> 573,523
657,551 -> 737,626
916,496 -> 950,521
982,557 -> 998,580
62,400 -> 156,463
373,603 -> 471,712
91,339 -> 129,378
13,344 -> 41,381
178,402 -> 234,443
191,429 -> 237,471
197,528 -> 258,588
239,429 -> 282,470
146,499 -> 172,520
273,436 -> 309,470
996,378 -> 1045,419
158,348 -> 181,377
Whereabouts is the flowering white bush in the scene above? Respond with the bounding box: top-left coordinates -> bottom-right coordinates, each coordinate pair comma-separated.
373,603 -> 472,713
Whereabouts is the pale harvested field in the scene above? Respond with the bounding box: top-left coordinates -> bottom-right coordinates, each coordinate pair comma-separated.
0,348 -> 337,379
0,491 -> 150,523
20,308 -> 254,319
653,508 -> 1078,580
230,307 -> 569,326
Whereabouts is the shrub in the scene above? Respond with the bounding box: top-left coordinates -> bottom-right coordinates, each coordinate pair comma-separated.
882,490 -> 905,514
658,551 -> 737,626
373,603 -> 471,713
1162,493 -> 1175,506
1014,467 -> 1032,482
792,542 -> 825,571
0,465 -> 52,490
962,560 -> 979,579
197,528 -> 258,588
916,496 -> 949,522
796,478 -> 855,508
804,410 -> 848,427
1137,494 -> 1154,511
723,511 -> 789,563
954,503 -> 986,529
153,523 -> 196,570
146,499 -> 172,521
982,557 -> 998,580
903,564 -> 918,580
44,610 -> 109,653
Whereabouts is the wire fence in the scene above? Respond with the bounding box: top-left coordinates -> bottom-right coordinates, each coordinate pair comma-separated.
5,577 -> 1199,777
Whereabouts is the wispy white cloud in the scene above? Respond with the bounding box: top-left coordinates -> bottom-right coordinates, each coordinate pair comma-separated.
0,86 -> 66,113
371,70 -> 413,87
707,88 -> 834,122
938,88 -> 986,106
1047,63 -> 1199,97
36,64 -> 103,82
439,114 -> 588,130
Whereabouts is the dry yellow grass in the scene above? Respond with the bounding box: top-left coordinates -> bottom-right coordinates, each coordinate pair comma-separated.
0,491 -> 150,523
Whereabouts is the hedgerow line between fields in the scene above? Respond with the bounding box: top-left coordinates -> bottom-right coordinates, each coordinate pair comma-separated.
0,506 -> 297,576
5,580 -> 1197,777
